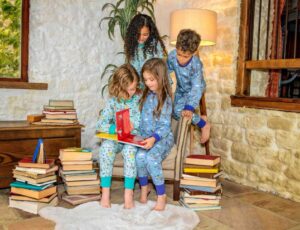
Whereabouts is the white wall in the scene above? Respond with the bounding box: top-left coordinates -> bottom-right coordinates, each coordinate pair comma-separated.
0,0 -> 124,156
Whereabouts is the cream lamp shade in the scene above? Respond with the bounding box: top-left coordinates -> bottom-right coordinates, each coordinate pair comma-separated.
170,9 -> 217,46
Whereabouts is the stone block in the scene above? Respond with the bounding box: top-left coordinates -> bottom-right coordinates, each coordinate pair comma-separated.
210,112 -> 225,124
246,130 -> 273,147
277,149 -> 292,164
221,97 -> 231,110
284,167 -> 300,181
267,117 -> 293,131
211,124 -> 223,139
242,115 -> 266,129
223,126 -> 243,142
231,142 -> 255,163
276,131 -> 300,149
222,160 -> 247,178
211,138 -> 231,152
248,166 -> 274,184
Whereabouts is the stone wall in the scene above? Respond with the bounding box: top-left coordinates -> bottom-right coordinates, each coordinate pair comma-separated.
184,0 -> 300,202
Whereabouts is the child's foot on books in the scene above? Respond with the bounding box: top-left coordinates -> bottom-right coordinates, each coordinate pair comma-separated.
140,185 -> 149,204
124,189 -> 135,209
153,194 -> 167,211
200,116 -> 211,144
100,188 -> 111,208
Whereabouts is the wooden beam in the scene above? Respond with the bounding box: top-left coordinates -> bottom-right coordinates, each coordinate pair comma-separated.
246,59 -> 300,69
0,81 -> 48,90
21,0 -> 30,82
236,0 -> 252,95
231,95 -> 300,112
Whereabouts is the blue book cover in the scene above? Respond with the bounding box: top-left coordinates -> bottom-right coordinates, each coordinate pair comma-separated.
180,183 -> 221,193
10,181 -> 50,191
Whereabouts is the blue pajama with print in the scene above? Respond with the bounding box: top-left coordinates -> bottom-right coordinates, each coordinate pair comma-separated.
167,49 -> 207,128
136,93 -> 174,195
96,95 -> 141,189
130,41 -> 164,88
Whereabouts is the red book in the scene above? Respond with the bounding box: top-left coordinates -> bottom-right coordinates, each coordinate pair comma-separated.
116,109 -> 145,148
184,155 -> 220,166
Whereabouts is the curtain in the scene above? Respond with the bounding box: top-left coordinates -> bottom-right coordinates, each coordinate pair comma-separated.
265,0 -> 286,97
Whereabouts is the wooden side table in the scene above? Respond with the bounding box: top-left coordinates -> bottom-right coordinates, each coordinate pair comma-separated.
0,121 -> 83,188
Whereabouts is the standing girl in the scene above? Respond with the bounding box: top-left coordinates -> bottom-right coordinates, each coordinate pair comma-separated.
124,14 -> 167,82
136,58 -> 174,211
96,64 -> 141,209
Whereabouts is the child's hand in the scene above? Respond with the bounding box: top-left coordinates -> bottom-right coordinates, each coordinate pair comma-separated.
181,110 -> 193,120
141,137 -> 156,149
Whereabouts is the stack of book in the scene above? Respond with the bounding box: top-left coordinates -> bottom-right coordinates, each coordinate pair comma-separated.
9,158 -> 59,214
33,100 -> 78,125
179,154 -> 222,211
59,148 -> 100,204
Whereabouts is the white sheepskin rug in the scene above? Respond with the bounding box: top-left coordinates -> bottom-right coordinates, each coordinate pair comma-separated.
39,201 -> 199,230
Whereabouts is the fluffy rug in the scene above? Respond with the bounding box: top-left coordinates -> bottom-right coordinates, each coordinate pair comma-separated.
39,201 -> 199,230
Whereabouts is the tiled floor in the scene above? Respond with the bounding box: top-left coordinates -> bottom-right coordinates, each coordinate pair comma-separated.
1,179 -> 300,230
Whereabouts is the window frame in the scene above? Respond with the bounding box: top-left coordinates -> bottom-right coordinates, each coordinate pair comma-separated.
231,0 -> 300,112
0,0 -> 47,90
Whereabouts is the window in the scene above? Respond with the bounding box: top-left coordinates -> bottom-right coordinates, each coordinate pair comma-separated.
0,0 -> 47,90
231,0 -> 300,112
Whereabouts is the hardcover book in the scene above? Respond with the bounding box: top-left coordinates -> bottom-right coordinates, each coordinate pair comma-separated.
183,167 -> 219,174
185,155 -> 220,166
179,199 -> 221,211
96,109 -> 145,148
10,185 -> 57,199
59,148 -> 92,161
180,184 -> 222,193
9,196 -> 58,214
49,100 -> 74,107
18,157 -> 55,169
62,194 -> 101,205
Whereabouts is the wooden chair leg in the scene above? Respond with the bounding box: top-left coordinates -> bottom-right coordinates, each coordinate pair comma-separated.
173,180 -> 180,201
200,94 -> 210,155
190,125 -> 194,154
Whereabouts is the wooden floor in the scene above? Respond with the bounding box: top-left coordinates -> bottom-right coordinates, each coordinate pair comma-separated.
1,179 -> 300,230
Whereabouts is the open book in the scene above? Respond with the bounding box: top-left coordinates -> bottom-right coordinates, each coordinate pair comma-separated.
96,109 -> 145,148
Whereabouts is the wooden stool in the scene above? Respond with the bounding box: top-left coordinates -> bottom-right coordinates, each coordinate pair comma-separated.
189,93 -> 210,155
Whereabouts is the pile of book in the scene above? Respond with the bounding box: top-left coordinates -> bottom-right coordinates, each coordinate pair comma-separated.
9,158 -> 59,214
33,100 -> 78,125
59,148 -> 100,205
179,154 -> 222,211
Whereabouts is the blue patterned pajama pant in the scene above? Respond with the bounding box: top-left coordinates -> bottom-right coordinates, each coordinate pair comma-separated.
135,135 -> 174,195
173,93 -> 206,128
99,140 -> 137,189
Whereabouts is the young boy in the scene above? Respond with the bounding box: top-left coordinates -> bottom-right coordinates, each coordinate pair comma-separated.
167,29 -> 210,143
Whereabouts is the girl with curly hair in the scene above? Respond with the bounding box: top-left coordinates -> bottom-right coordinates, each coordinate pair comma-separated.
124,14 -> 167,87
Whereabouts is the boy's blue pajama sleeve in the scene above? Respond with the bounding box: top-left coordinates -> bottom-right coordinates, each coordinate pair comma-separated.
184,59 -> 206,111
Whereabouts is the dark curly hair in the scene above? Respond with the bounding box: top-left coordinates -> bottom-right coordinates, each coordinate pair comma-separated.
176,29 -> 201,53
124,14 -> 167,62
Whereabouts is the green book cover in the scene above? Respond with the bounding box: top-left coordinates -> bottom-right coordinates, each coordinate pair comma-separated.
10,181 -> 49,191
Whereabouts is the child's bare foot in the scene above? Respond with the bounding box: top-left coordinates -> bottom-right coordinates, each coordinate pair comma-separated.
100,188 -> 111,208
153,194 -> 167,211
124,189 -> 134,209
140,185 -> 149,204
200,116 -> 211,143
